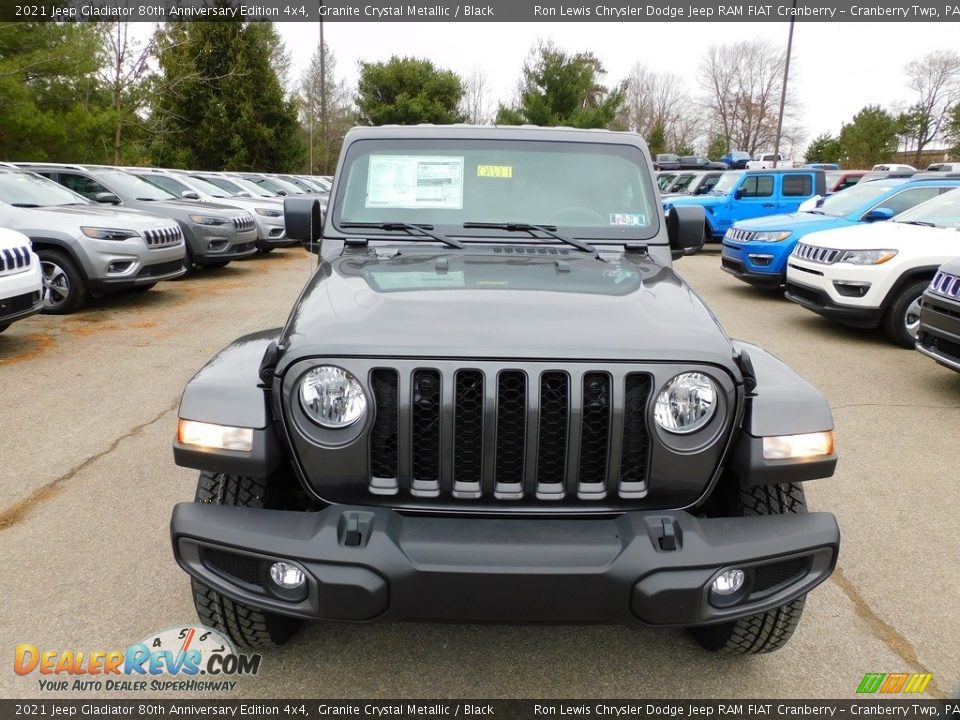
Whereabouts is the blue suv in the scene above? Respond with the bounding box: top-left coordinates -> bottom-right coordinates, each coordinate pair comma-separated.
720,177 -> 960,288
663,169 -> 825,246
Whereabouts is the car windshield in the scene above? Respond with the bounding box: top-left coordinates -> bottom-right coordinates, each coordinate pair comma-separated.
333,137 -> 659,241
817,181 -> 901,217
97,170 -> 174,201
894,188 -> 960,228
657,174 -> 676,190
226,176 -> 277,197
178,173 -> 231,198
710,171 -> 744,194
825,171 -> 840,188
0,171 -> 90,207
257,176 -> 303,195
196,176 -> 243,196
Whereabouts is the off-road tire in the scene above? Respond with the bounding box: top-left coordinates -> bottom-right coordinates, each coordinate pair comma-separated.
0,321 -> 10,334
689,482 -> 808,654
190,472 -> 302,649
37,249 -> 87,314
883,279 -> 928,349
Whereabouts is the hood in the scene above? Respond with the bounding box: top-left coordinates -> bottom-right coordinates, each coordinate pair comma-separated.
197,196 -> 278,211
937,255 -> 960,275
131,199 -> 242,217
0,227 -> 31,250
278,249 -> 738,367
664,194 -> 726,209
9,204 -> 180,231
802,220 -> 957,249
735,212 -> 847,232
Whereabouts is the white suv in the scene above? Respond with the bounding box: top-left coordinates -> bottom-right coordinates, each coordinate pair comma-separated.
0,228 -> 43,334
785,187 -> 960,347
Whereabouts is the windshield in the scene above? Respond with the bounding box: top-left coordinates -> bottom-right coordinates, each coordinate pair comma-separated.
895,188 -> 960,228
333,138 -> 658,241
0,171 -> 90,207
310,176 -> 332,191
224,176 -> 277,197
177,173 -> 230,198
97,170 -> 174,201
825,171 -> 840,188
657,173 -> 676,190
255,176 -> 303,195
710,171 -> 744,194
817,181 -> 900,216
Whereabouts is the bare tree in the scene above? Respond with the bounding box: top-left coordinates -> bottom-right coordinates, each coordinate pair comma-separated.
622,63 -> 698,149
698,40 -> 801,156
300,45 -> 354,174
902,50 -> 960,163
461,65 -> 491,125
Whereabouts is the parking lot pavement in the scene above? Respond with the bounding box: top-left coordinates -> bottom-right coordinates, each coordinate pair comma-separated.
0,247 -> 957,699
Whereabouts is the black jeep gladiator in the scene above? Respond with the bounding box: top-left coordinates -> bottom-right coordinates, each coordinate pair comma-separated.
170,125 -> 840,654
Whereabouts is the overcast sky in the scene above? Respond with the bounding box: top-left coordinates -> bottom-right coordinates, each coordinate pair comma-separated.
275,21 -> 957,153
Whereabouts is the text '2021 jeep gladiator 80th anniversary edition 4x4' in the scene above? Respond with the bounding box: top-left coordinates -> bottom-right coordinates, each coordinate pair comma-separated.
170,126 -> 840,654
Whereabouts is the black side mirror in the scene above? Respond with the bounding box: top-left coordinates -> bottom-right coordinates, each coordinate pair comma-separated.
284,196 -> 324,254
733,189 -> 744,200
667,205 -> 705,259
94,191 -> 120,205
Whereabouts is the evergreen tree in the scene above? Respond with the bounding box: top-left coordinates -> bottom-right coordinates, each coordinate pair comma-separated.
356,56 -> 465,126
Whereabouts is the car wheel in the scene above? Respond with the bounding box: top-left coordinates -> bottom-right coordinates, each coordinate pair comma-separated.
37,249 -> 87,315
883,279 -> 928,348
688,480 -> 808,654
189,471 -> 302,649
0,321 -> 10,334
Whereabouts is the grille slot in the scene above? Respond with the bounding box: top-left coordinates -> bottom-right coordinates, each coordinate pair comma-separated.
494,371 -> 527,497
536,372 -> 569,496
0,246 -> 32,275
232,215 -> 255,232
453,370 -> 484,497
365,366 -> 657,503
369,369 -> 399,495
793,243 -> 842,264
410,369 -> 441,496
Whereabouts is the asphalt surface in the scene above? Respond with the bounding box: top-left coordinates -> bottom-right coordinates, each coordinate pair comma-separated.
0,246 -> 957,700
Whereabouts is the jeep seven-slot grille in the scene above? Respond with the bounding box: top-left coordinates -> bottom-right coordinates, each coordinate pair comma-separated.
143,226 -> 183,248
368,368 -> 653,501
930,269 -> 960,300
793,243 -> 843,264
0,246 -> 32,276
232,215 -> 255,232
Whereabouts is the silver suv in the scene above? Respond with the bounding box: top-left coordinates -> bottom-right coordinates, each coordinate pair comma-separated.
0,168 -> 186,314
16,164 -> 257,269
129,168 -> 295,253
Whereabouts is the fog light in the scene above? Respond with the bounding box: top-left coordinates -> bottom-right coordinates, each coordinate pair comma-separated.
269,562 -> 305,589
711,569 -> 745,595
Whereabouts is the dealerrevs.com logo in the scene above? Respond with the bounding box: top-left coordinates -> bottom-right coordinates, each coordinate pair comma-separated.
14,626 -> 261,692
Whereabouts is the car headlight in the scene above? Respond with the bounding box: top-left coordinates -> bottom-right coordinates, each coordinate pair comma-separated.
762,431 -> 834,460
255,207 -> 282,217
753,231 -> 792,242
654,372 -> 718,434
189,214 -> 228,226
299,365 -> 367,428
177,419 -> 253,452
837,249 -> 897,265
81,227 -> 140,240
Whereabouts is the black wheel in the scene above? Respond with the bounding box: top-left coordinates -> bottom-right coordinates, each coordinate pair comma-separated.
189,472 -> 302,648
37,249 -> 87,314
0,321 -> 10,334
129,283 -> 157,293
689,481 -> 808,654
883,279 -> 928,348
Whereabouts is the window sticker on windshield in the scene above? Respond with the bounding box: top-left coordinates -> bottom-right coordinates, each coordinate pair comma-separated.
366,155 -> 464,209
477,165 -> 513,179
370,271 -> 466,290
610,213 -> 645,226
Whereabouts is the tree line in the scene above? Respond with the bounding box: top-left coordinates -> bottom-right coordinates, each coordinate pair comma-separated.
2,20 -> 958,174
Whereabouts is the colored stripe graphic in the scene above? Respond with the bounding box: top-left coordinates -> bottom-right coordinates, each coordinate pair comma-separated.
857,673 -> 886,693
903,673 -> 933,694
880,673 -> 909,693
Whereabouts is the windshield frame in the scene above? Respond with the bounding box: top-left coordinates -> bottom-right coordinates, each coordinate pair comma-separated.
330,137 -> 662,243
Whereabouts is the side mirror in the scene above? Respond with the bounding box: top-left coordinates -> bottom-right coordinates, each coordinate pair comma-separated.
863,207 -> 894,222
94,191 -> 120,205
733,189 -> 744,200
237,191 -> 252,198
284,196 -> 324,254
667,205 -> 706,259
275,189 -> 288,196
180,190 -> 201,200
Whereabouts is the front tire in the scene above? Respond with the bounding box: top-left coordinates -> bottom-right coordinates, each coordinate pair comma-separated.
689,481 -> 808,654
189,472 -> 302,648
883,279 -> 928,348
37,249 -> 87,314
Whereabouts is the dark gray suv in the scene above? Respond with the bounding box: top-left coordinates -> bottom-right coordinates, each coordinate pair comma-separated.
170,126 -> 840,655
17,164 -> 257,269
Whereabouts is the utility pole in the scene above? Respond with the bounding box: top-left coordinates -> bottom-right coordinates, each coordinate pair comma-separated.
319,0 -> 328,175
772,0 -> 797,170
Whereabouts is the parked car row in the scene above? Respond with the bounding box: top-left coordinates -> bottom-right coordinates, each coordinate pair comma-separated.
714,167 -> 960,371
0,163 -> 329,332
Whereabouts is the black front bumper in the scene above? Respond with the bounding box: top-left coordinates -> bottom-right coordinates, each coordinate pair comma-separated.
785,279 -> 882,328
171,503 -> 839,627
0,290 -> 43,325
916,290 -> 960,372
721,255 -> 784,288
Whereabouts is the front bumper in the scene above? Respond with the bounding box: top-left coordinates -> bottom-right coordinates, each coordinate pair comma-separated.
721,250 -> 784,288
171,503 -> 839,626
916,290 -> 960,372
0,262 -> 43,325
785,275 -> 883,328
190,227 -> 259,263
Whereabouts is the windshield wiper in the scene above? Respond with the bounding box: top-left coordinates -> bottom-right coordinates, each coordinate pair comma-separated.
803,209 -> 826,215
11,203 -> 40,208
462,222 -> 598,256
898,219 -> 935,227
340,221 -> 465,249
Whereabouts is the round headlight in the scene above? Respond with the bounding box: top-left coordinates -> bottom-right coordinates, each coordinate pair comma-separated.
299,366 -> 367,428
654,372 -> 717,434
